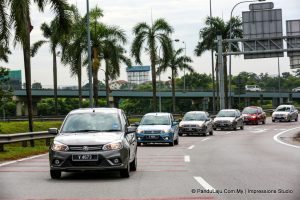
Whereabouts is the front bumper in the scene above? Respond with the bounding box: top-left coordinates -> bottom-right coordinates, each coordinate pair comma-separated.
213,122 -> 235,129
137,132 -> 174,143
272,115 -> 289,121
179,127 -> 206,134
49,148 -> 129,171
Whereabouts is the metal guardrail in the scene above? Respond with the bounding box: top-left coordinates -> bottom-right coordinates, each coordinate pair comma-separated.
0,131 -> 54,151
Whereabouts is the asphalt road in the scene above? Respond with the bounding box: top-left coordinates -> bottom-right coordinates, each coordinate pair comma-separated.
0,118 -> 299,200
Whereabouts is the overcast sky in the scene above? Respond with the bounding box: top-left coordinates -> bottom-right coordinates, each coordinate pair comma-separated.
1,0 -> 300,87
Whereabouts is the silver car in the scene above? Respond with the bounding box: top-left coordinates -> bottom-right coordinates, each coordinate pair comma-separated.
179,111 -> 213,136
272,105 -> 298,122
48,108 -> 137,179
213,109 -> 244,131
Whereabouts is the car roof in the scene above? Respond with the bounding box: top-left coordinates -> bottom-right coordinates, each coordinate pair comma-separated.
244,106 -> 261,109
144,112 -> 171,116
278,105 -> 293,107
185,111 -> 206,114
68,107 -> 121,114
219,109 -> 237,112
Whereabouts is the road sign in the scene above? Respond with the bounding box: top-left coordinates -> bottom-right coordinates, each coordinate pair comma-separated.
286,20 -> 300,69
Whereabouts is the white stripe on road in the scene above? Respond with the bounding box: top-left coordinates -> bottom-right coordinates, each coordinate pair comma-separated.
273,127 -> 300,149
194,176 -> 215,190
225,131 -> 233,135
0,153 -> 47,167
201,138 -> 210,142
184,155 -> 190,162
188,145 -> 195,150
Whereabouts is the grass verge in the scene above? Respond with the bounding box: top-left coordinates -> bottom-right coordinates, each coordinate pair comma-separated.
0,121 -> 62,134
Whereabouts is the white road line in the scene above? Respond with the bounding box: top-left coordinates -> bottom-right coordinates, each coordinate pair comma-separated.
184,155 -> 190,162
225,131 -> 233,135
188,145 -> 195,150
194,176 -> 215,190
201,138 -> 210,142
0,153 -> 47,167
273,127 -> 300,149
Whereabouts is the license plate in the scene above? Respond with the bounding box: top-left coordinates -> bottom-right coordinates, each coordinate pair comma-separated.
187,128 -> 194,131
72,154 -> 98,161
147,135 -> 159,139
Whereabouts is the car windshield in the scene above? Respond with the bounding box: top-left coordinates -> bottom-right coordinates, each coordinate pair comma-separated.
242,107 -> 258,114
276,106 -> 291,112
217,110 -> 236,117
183,113 -> 207,121
140,115 -> 170,125
61,112 -> 121,133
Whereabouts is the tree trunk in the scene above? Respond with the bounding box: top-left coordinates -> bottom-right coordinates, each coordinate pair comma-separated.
52,49 -> 58,115
171,69 -> 176,113
105,60 -> 110,107
23,16 -> 33,132
150,42 -> 157,112
215,56 -> 219,111
92,47 -> 99,107
77,56 -> 82,108
223,56 -> 228,109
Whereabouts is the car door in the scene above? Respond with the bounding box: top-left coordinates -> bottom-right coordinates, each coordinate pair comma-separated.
122,111 -> 137,161
257,108 -> 262,122
206,112 -> 213,131
291,106 -> 297,120
236,110 -> 243,126
170,114 -> 178,139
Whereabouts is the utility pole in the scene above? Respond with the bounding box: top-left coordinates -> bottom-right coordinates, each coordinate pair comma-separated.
217,35 -> 225,109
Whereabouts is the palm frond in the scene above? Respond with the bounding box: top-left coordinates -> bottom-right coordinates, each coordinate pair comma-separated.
30,40 -> 48,57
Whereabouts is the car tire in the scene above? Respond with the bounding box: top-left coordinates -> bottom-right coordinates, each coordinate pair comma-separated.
179,132 -> 183,136
120,163 -> 130,178
50,170 -> 61,179
130,155 -> 137,171
240,124 -> 244,130
272,119 -> 275,122
296,116 -> 298,122
213,127 -> 216,131
174,137 -> 179,145
288,117 -> 291,122
169,140 -> 174,146
262,119 -> 266,124
233,125 -> 237,131
137,142 -> 141,146
209,130 -> 213,135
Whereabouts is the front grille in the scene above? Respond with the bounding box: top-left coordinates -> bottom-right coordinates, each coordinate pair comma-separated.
182,124 -> 198,128
68,145 -> 103,151
62,158 -> 111,167
144,130 -> 161,134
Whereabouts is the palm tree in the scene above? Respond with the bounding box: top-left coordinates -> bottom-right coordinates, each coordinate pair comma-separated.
131,19 -> 174,112
90,10 -> 127,106
31,18 -> 70,115
195,16 -> 242,109
0,0 -> 71,131
158,47 -> 193,113
60,5 -> 87,108
103,43 -> 131,106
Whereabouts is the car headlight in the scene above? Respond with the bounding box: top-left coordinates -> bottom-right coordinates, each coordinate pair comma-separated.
51,141 -> 69,151
136,129 -> 144,134
163,128 -> 172,133
251,116 -> 257,119
102,141 -> 123,151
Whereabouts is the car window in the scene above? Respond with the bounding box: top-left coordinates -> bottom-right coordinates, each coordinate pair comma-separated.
217,110 -> 236,117
276,106 -> 290,112
242,107 -> 258,114
183,113 -> 207,121
61,112 -> 121,133
140,115 -> 171,125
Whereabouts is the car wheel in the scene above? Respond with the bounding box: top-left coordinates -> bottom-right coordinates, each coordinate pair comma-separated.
233,125 -> 237,131
169,140 -> 174,146
255,120 -> 259,125
262,119 -> 266,124
240,124 -> 244,130
272,119 -> 275,122
174,137 -> 179,145
137,142 -> 141,146
130,155 -> 137,171
179,132 -> 183,136
50,170 -> 61,179
209,129 -> 213,135
288,117 -> 291,122
213,127 -> 216,131
296,116 -> 298,122
120,163 -> 130,178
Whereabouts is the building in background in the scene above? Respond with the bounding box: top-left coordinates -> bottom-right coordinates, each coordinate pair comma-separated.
7,70 -> 22,90
110,80 -> 128,90
126,66 -> 150,85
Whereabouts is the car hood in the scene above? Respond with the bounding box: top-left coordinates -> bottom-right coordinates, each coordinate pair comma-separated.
137,125 -> 171,131
242,113 -> 257,117
179,121 -> 205,127
214,117 -> 235,122
273,111 -> 289,115
54,132 -> 123,145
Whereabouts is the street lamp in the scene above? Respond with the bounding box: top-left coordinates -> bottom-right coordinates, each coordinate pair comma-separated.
174,39 -> 186,92
86,0 -> 93,108
158,46 -> 163,112
228,0 -> 266,108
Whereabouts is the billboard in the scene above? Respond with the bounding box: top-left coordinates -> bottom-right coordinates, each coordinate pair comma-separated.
242,3 -> 284,59
286,20 -> 300,69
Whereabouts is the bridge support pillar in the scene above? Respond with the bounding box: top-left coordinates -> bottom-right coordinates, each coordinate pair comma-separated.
24,101 -> 38,116
202,97 -> 209,111
16,101 -> 23,116
244,98 -> 250,107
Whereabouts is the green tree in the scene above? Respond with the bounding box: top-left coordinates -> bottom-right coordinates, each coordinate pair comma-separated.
195,16 -> 242,108
0,0 -> 71,131
158,47 -> 193,112
131,18 -> 174,111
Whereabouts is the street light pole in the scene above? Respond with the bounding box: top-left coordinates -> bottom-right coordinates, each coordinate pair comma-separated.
86,0 -> 93,108
209,0 -> 216,114
228,0 -> 265,108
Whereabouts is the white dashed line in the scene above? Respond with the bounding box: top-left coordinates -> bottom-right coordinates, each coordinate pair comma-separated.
201,138 -> 210,142
194,176 -> 215,190
273,127 -> 300,149
184,155 -> 190,162
188,145 -> 195,150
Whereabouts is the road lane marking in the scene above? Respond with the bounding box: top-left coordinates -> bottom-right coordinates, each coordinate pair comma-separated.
0,153 -> 47,167
184,155 -> 190,162
225,131 -> 233,135
201,138 -> 210,142
273,126 -> 300,149
188,145 -> 195,149
194,176 -> 215,190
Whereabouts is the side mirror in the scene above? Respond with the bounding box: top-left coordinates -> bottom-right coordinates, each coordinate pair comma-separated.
48,128 -> 58,135
126,126 -> 137,134
172,121 -> 179,126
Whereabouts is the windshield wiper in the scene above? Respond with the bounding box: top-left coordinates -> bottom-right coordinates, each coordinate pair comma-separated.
75,129 -> 102,132
100,129 -> 121,132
